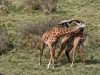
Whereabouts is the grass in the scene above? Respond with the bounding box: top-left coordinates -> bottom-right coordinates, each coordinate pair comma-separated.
0,0 -> 100,75
0,49 -> 100,75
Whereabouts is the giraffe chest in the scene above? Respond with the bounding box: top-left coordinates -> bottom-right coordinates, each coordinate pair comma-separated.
42,31 -> 59,44
43,35 -> 57,45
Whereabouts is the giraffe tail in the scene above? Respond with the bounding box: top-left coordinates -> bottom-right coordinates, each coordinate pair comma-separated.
39,38 -> 45,65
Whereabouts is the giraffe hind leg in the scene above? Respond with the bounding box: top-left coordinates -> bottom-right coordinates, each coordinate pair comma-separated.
65,45 -> 73,63
39,39 -> 45,65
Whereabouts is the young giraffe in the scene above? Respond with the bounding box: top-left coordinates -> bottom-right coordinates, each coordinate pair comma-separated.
39,19 -> 86,68
56,18 -> 85,67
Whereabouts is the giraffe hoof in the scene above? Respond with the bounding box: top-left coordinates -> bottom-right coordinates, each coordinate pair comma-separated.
71,64 -> 73,67
47,64 -> 50,69
39,62 -> 41,65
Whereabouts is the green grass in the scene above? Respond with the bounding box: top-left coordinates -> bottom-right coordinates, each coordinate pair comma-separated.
0,0 -> 100,75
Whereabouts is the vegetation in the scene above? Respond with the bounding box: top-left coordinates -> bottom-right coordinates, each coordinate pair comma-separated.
0,0 -> 100,75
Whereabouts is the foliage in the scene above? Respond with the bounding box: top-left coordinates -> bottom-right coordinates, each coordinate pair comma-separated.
0,5 -> 8,16
23,0 -> 58,14
7,0 -> 58,13
0,25 -> 14,54
0,0 -> 10,16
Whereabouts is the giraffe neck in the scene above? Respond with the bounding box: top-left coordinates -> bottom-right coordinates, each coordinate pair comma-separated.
56,26 -> 78,36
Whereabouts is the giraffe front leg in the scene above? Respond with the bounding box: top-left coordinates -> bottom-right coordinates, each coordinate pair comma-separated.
48,52 -> 55,69
47,57 -> 52,69
71,45 -> 77,67
48,44 -> 55,69
47,49 -> 55,69
79,44 -> 85,65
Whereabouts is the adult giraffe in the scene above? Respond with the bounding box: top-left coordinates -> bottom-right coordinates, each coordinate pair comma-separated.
56,18 -> 86,67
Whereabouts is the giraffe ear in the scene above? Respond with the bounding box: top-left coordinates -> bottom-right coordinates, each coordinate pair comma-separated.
76,22 -> 86,28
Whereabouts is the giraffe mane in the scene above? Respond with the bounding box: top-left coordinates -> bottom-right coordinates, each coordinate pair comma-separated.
71,18 -> 85,23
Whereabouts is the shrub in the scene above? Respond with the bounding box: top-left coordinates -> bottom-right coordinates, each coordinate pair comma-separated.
0,25 -> 14,54
23,0 -> 40,11
0,5 -> 8,16
0,0 -> 11,16
37,0 -> 58,13
18,17 -> 60,49
23,0 -> 58,13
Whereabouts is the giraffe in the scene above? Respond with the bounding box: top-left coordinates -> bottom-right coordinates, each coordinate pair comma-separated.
39,20 -> 86,68
56,18 -> 86,67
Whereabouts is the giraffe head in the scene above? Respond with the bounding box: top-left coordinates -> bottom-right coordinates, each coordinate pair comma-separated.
58,18 -> 86,29
58,20 -> 72,28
